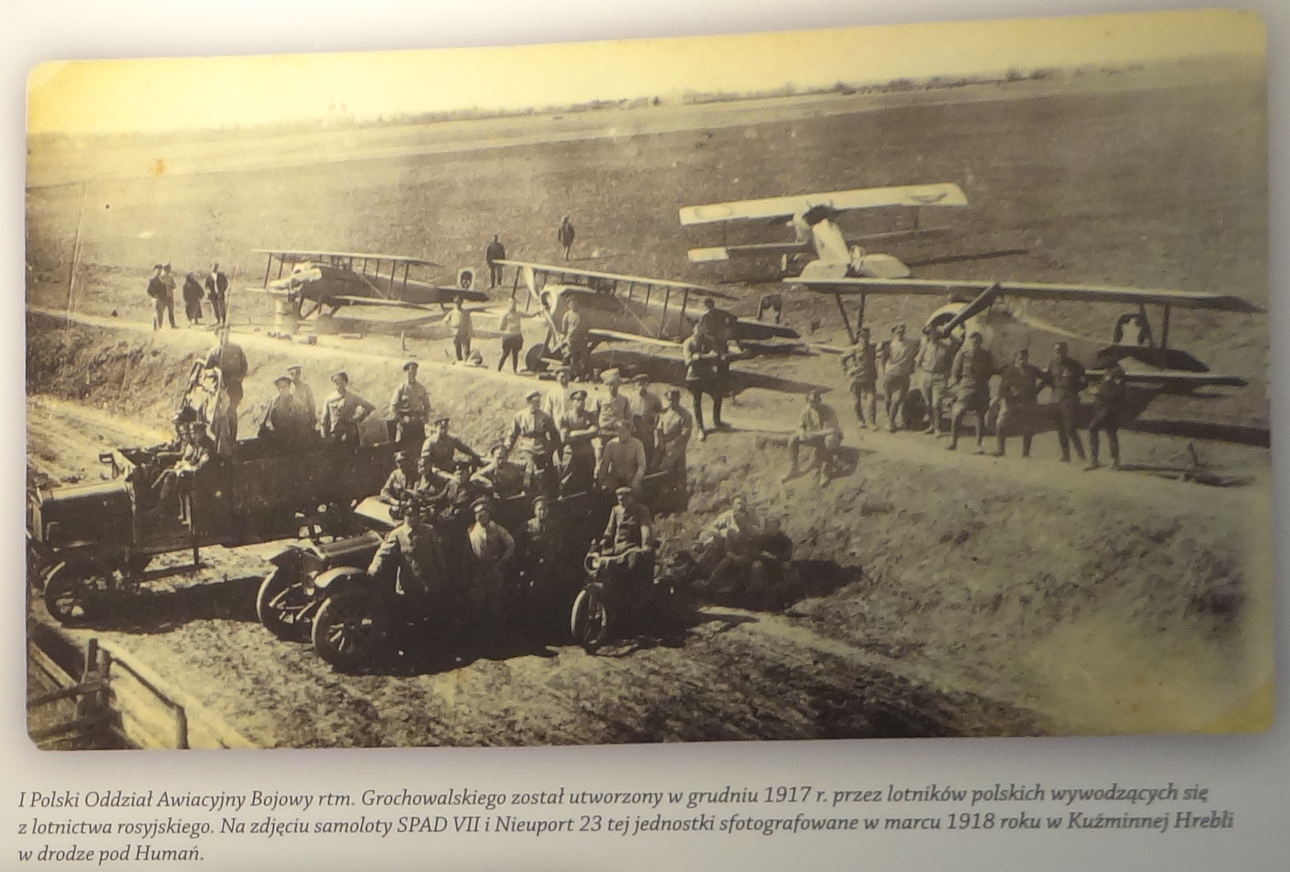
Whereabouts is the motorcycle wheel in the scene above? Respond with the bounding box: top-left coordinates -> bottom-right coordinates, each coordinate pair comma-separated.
256,566 -> 312,641
312,588 -> 384,671
570,587 -> 611,652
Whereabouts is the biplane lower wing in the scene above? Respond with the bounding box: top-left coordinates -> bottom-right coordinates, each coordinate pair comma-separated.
329,305 -> 445,329
680,183 -> 968,226
1116,361 -> 1248,388
587,328 -> 682,349
797,277 -> 1263,313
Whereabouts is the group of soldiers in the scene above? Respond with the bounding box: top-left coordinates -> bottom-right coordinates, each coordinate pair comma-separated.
840,322 -> 1130,470
145,262 -> 229,330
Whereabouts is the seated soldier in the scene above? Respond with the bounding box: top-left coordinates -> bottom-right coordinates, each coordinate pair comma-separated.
379,451 -> 424,508
781,389 -> 843,486
594,487 -> 657,590
473,444 -> 527,501
419,415 -> 482,480
151,412 -> 214,523
746,517 -> 796,610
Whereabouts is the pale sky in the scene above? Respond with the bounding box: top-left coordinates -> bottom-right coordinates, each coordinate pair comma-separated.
28,8 -> 1263,135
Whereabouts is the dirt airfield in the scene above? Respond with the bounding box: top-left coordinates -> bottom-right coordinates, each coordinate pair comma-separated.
25,60 -> 1271,745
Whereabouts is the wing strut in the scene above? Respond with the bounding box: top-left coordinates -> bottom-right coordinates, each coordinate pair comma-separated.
1161,304 -> 1172,348
834,292 -> 855,345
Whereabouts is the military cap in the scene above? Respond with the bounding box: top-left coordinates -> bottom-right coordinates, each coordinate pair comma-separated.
969,330 -> 983,339
394,450 -> 410,462
273,375 -> 292,386
525,388 -> 542,401
890,324 -> 905,333
632,373 -> 650,384
162,262 -> 171,269
531,495 -> 550,508
614,486 -> 633,496
332,370 -> 349,382
602,368 -> 622,384
286,364 -> 302,372
555,365 -> 571,374
471,498 -> 492,513
569,389 -> 587,400
153,263 -> 164,270
402,360 -> 419,371
664,386 -> 682,398
172,406 -> 198,424
432,414 -> 450,425
806,388 -> 823,401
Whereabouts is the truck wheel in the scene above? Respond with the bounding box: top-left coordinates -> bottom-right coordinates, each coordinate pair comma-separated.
43,562 -> 100,626
524,342 -> 549,374
312,588 -> 384,671
256,566 -> 312,641
570,587 -> 611,652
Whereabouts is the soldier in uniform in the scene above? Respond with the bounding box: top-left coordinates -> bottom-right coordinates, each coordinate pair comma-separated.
880,323 -> 920,432
419,415 -> 483,483
287,365 -> 316,433
557,389 -> 599,495
147,263 -> 176,331
1085,361 -> 1129,471
467,498 -> 516,632
993,348 -> 1044,457
782,389 -> 843,486
517,494 -> 572,635
320,371 -> 376,447
1044,341 -> 1088,463
561,299 -> 590,381
259,374 -> 311,453
389,361 -> 430,450
557,215 -> 576,260
915,325 -> 958,436
485,234 -> 507,289
204,326 -> 248,440
628,374 -> 664,467
446,297 -> 474,362
840,327 -> 878,428
947,331 -> 997,453
683,326 -> 723,440
654,387 -> 693,477
368,500 -> 448,616
475,444 -> 527,500
596,421 -> 647,493
152,408 -> 213,522
543,366 -> 574,424
379,451 -> 424,506
508,389 -> 562,494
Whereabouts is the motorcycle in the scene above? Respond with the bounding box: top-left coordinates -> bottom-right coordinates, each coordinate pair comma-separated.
569,545 -> 692,652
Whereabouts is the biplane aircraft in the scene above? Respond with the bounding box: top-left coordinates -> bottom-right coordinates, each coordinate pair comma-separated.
679,183 -> 970,280
799,274 -> 1261,393
255,249 -> 489,331
497,260 -> 800,373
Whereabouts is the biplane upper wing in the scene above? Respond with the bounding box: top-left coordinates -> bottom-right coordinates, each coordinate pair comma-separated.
797,276 -> 1263,313
498,259 -> 739,301
253,248 -> 442,268
679,183 -> 968,227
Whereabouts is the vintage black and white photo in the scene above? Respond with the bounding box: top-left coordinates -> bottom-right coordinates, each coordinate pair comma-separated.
25,9 -> 1271,748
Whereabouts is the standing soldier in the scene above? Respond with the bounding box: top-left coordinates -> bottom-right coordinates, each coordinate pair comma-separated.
654,387 -> 693,477
146,263 -> 176,330
205,326 -> 248,440
320,371 -> 376,447
467,498 -> 516,633
205,262 -> 229,326
259,374 -> 311,453
781,389 -> 843,486
485,234 -> 507,289
543,366 -> 574,424
558,389 -> 599,496
880,323 -> 920,432
683,325 -> 723,440
557,215 -> 576,260
697,296 -> 737,403
496,299 -> 539,374
368,500 -> 448,613
594,369 -> 634,453
993,348 -> 1043,457
446,297 -> 474,362
507,389 -> 562,494
419,415 -> 483,482
389,361 -> 430,450
946,331 -> 997,453
1086,361 -> 1129,471
287,364 -> 316,433
1045,341 -> 1088,463
628,374 -> 664,467
840,327 -> 878,428
182,272 -> 205,326
915,325 -> 958,436
518,494 -> 571,635
561,298 -> 591,381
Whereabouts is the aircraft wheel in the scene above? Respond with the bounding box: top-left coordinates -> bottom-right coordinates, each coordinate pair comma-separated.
524,343 -> 550,374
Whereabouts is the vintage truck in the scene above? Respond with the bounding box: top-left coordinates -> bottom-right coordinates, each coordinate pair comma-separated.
28,435 -> 396,625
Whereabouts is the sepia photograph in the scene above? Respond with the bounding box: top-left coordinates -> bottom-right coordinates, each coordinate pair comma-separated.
25,8 -> 1271,750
